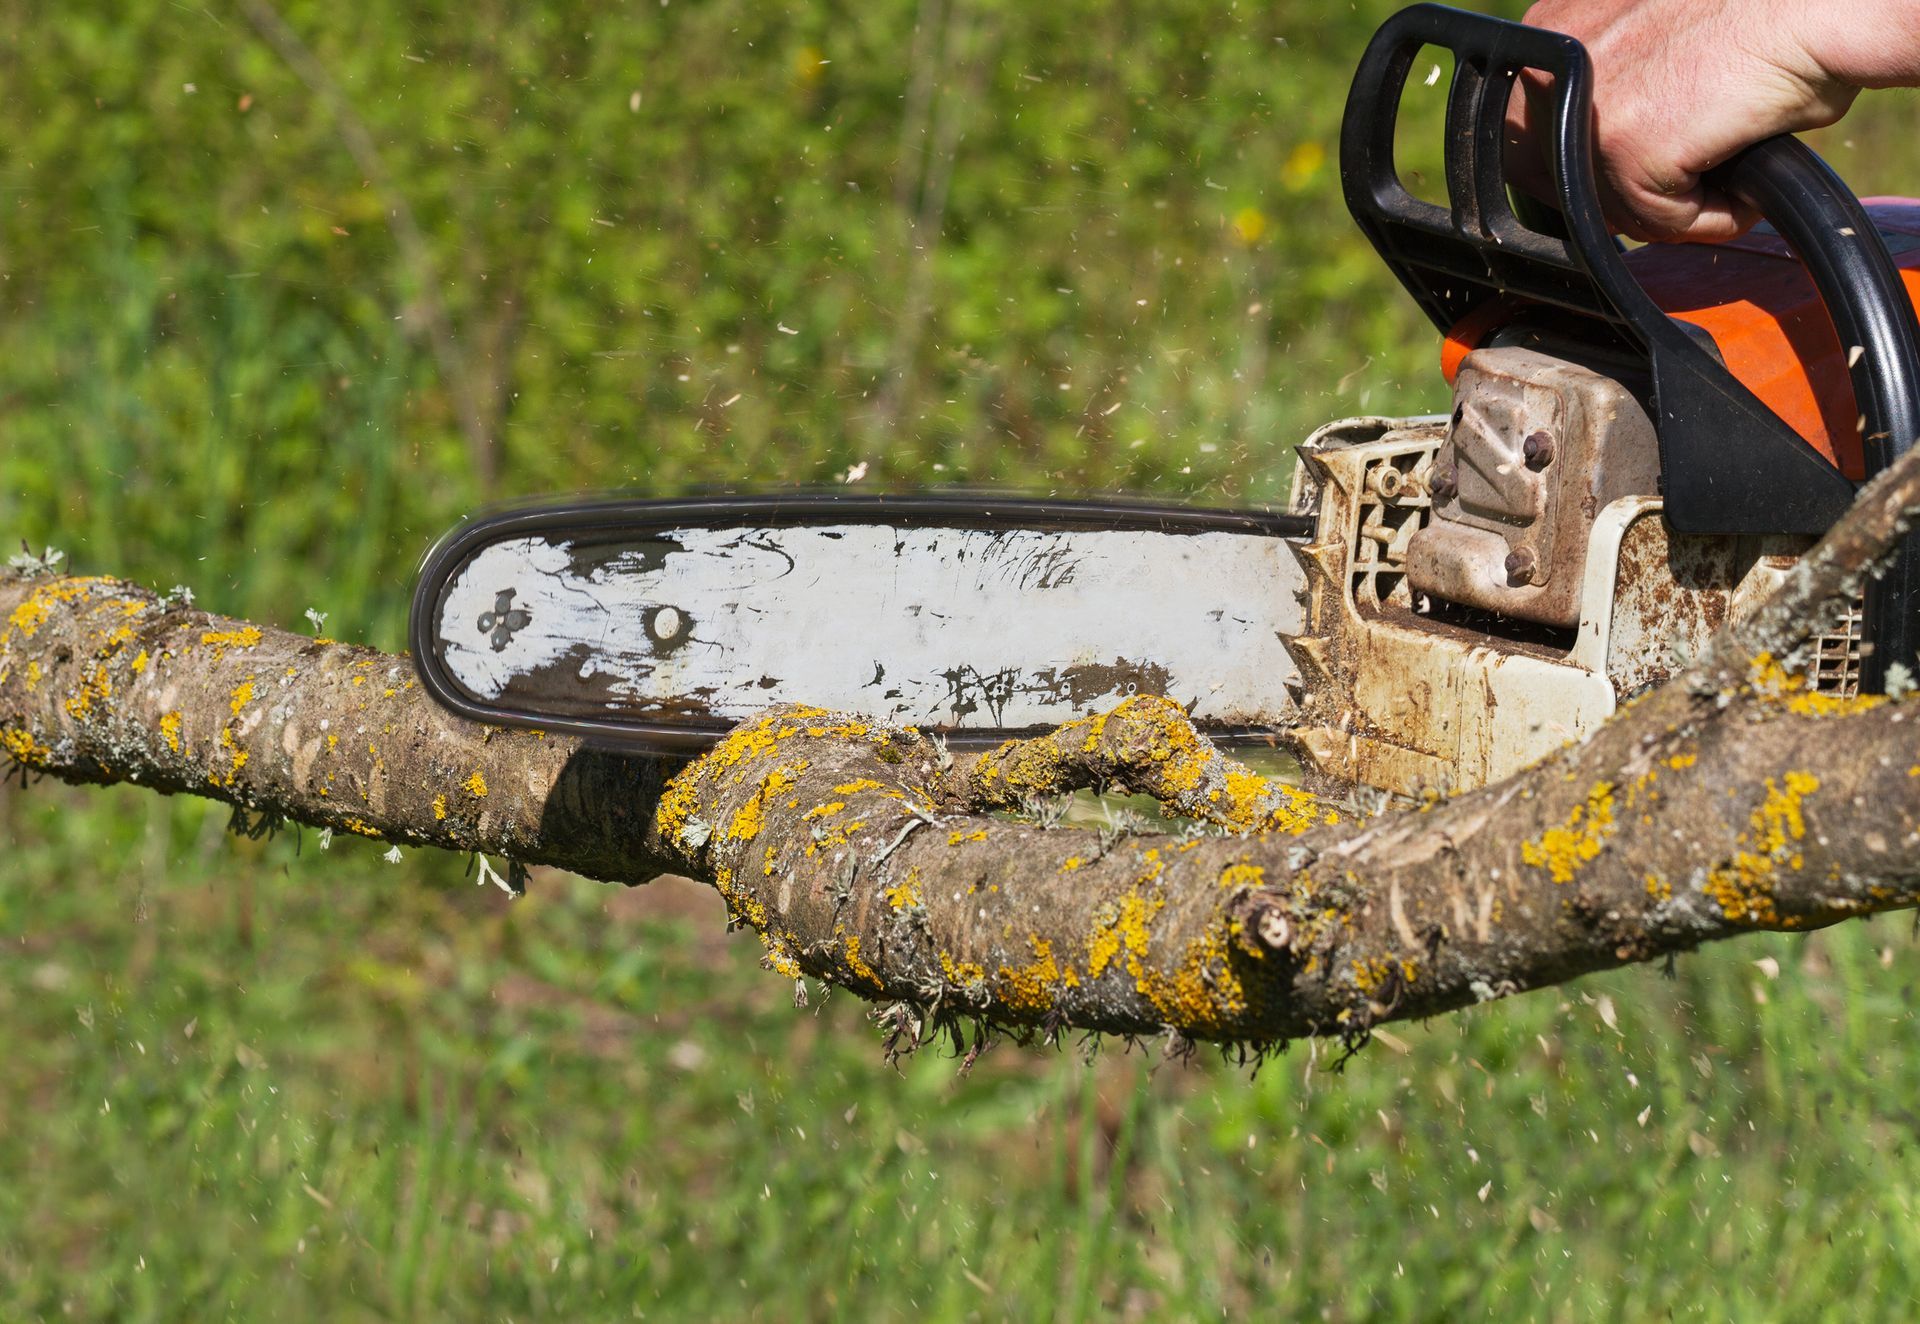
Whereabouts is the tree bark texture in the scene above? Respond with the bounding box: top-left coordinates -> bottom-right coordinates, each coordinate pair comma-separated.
6,449 -> 1920,1052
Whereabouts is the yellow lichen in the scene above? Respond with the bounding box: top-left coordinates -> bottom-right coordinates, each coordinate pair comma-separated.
759,936 -> 802,980
0,727 -> 51,765
655,771 -> 703,845
1078,712 -> 1110,754
159,711 -> 184,754
228,679 -> 255,717
709,863 -> 772,934
729,762 -> 805,842
1120,694 -> 1213,795
62,664 -> 112,721
1520,781 -> 1617,884
659,704 -> 835,849
802,800 -> 846,821
804,817 -> 867,856
130,650 -> 149,674
1086,891 -> 1164,979
200,625 -> 263,652
6,597 -> 49,639
940,952 -> 988,988
1218,862 -> 1266,890
432,794 -> 448,821
1701,770 -> 1820,926
1136,927 -> 1247,1031
884,870 -> 922,911
804,719 -> 870,739
833,778 -> 884,795
1350,956 -> 1395,996
464,770 -> 489,797
5,578 -> 107,640
1748,653 -> 1885,718
207,727 -> 249,787
995,936 -> 1079,1012
842,933 -> 880,987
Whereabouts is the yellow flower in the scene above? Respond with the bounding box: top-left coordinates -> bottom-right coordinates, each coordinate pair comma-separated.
1281,140 -> 1325,191
793,45 -> 827,88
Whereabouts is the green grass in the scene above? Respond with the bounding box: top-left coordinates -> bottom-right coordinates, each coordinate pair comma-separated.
7,783 -> 1920,1321
10,0 -> 1920,1317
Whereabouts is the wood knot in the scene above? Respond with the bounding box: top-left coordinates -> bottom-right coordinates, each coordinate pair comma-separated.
1255,907 -> 1292,951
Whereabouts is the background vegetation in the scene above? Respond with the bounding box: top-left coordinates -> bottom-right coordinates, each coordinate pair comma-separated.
4,0 -> 1920,1317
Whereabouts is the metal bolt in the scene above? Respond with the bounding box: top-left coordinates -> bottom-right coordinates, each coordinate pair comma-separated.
1522,429 -> 1554,470
1430,467 -> 1458,502
1505,547 -> 1538,585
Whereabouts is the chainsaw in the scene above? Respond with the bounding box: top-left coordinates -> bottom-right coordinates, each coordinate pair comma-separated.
409,3 -> 1920,799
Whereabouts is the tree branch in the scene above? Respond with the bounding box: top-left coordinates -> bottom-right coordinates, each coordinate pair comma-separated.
6,448 -> 1920,1053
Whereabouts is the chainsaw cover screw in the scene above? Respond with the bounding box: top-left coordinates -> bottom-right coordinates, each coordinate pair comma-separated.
1430,466 -> 1458,502
1505,547 -> 1537,585
1522,429 -> 1554,470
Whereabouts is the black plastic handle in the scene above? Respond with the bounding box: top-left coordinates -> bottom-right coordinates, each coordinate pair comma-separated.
1341,3 -> 1920,680
1712,138 -> 1920,684
1711,138 -> 1920,477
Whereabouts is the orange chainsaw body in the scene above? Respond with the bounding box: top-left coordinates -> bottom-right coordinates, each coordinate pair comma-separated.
1443,199 -> 1920,482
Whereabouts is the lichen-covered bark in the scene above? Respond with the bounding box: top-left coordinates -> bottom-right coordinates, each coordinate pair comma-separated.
0,575 -> 680,883
956,699 -> 1336,834
5,450 -> 1920,1051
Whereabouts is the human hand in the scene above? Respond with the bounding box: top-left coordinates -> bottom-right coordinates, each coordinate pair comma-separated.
1510,0 -> 1920,242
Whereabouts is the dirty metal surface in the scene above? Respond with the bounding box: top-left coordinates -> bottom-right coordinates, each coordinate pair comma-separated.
1410,347 -> 1660,628
1286,418 -> 1617,798
1601,514 -> 1745,698
412,497 -> 1312,750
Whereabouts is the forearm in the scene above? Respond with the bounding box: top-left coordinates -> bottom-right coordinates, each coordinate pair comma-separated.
1803,0 -> 1920,88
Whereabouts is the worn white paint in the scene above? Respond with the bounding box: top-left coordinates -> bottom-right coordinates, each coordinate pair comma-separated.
434,525 -> 1304,730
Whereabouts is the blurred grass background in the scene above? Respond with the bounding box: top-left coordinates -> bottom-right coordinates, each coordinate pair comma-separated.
5,0 -> 1920,1318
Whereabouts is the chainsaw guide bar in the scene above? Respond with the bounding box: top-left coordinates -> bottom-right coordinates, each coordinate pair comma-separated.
410,495 -> 1315,753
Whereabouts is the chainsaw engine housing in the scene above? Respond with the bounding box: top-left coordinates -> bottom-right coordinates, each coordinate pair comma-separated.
1281,412 -> 1843,797
1409,346 -> 1659,628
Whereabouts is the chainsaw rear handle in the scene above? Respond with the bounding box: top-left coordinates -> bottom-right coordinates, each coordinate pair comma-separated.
1715,138 -> 1920,689
1710,139 -> 1920,479
1342,2 -> 1920,683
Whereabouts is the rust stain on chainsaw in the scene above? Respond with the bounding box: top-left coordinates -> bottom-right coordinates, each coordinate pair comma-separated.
939,657 -> 1173,727
1604,518 -> 1743,699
